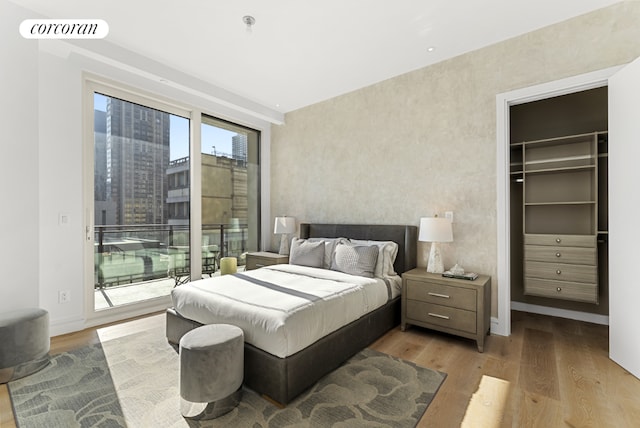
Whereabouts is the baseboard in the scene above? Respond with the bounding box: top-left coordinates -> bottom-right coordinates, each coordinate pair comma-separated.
490,317 -> 501,335
85,298 -> 171,329
50,297 -> 171,337
511,301 -> 609,325
50,316 -> 86,337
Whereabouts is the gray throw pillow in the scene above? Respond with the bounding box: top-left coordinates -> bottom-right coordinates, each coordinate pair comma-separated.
330,243 -> 379,278
289,238 -> 325,268
307,237 -> 349,268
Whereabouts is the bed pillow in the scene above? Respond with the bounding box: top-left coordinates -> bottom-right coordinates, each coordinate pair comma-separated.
289,238 -> 325,268
349,239 -> 399,277
307,237 -> 348,268
330,243 -> 379,278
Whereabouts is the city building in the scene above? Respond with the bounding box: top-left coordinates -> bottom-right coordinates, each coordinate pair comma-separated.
103,98 -> 171,226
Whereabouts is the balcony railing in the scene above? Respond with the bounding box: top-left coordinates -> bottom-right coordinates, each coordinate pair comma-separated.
94,223 -> 248,289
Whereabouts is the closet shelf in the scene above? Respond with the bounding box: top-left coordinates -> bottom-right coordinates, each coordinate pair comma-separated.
524,164 -> 596,174
514,131 -> 602,147
524,201 -> 596,206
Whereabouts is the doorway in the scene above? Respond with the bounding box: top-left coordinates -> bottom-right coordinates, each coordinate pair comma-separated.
509,88 -> 609,320
495,66 -> 622,336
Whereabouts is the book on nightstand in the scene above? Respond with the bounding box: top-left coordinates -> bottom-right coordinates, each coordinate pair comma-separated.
442,271 -> 479,280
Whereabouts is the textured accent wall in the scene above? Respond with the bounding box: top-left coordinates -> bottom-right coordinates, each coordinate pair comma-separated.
270,2 -> 640,316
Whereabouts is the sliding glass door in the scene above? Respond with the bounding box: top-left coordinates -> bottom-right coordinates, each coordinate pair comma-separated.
87,79 -> 261,316
92,90 -> 190,310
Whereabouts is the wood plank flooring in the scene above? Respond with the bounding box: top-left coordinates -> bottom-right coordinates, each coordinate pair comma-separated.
370,310 -> 640,427
2,310 -> 639,427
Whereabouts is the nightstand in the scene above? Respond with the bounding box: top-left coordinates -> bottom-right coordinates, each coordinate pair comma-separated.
245,252 -> 289,270
401,269 -> 491,352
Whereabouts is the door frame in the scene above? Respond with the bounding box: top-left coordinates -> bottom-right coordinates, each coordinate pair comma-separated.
82,74 -> 196,327
495,65 -> 622,336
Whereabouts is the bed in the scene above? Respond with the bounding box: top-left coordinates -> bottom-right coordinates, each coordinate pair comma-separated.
166,223 -> 417,404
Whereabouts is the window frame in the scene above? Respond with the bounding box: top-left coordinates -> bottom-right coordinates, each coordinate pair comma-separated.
83,74 -> 264,325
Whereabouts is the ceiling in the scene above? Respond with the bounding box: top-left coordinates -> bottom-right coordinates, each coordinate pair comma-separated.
12,0 -> 621,114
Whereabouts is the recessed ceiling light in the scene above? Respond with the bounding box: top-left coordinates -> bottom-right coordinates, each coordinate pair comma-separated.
427,46 -> 436,52
243,15 -> 255,32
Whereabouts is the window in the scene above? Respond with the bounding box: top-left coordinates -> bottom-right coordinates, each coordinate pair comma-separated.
87,79 -> 261,315
200,115 -> 260,270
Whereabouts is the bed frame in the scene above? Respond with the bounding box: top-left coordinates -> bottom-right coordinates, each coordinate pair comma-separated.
166,223 -> 417,404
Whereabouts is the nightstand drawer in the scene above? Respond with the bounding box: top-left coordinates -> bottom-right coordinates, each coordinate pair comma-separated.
245,252 -> 288,270
406,280 -> 476,311
524,245 -> 596,265
524,261 -> 597,283
245,259 -> 260,270
406,300 -> 476,334
245,257 -> 272,270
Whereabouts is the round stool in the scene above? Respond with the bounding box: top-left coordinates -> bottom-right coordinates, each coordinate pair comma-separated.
179,324 -> 244,419
0,308 -> 50,384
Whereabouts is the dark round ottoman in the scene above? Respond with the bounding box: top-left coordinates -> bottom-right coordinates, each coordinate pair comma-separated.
179,324 -> 244,419
0,308 -> 50,383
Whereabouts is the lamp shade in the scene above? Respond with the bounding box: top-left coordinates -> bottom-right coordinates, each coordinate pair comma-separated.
229,218 -> 241,232
419,217 -> 453,243
220,257 -> 237,275
274,216 -> 295,234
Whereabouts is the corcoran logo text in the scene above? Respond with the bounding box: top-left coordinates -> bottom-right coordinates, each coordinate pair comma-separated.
20,19 -> 109,39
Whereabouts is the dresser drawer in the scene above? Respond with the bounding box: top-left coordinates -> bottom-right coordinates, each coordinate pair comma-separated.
524,278 -> 598,303
525,234 -> 596,248
524,261 -> 597,283
406,300 -> 476,334
406,280 -> 476,311
524,245 -> 596,265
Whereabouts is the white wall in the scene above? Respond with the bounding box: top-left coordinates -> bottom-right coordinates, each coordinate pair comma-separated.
1,0 -> 276,335
0,0 -> 40,311
37,48 -> 86,332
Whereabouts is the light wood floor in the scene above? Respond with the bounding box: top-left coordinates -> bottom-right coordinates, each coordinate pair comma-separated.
2,310 -> 639,427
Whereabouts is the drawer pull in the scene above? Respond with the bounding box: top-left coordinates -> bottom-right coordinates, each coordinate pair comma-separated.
428,292 -> 450,299
256,263 -> 265,267
556,238 -> 562,243
556,269 -> 562,275
555,252 -> 561,258
556,287 -> 562,292
428,312 -> 450,320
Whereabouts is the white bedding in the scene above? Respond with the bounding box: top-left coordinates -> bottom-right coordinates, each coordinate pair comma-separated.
171,264 -> 401,358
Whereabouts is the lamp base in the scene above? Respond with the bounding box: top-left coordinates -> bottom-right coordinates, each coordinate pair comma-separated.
278,234 -> 290,255
426,242 -> 444,274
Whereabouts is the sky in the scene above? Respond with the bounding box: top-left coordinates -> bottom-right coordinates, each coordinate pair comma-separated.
94,93 -> 235,160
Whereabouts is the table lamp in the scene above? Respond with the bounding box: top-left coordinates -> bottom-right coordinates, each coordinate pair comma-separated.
419,216 -> 453,273
274,216 -> 296,255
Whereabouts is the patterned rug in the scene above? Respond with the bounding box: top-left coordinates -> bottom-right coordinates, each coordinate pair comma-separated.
9,326 -> 446,427
8,344 -> 125,427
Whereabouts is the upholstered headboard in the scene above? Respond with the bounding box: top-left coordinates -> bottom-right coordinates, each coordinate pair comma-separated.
299,223 -> 418,274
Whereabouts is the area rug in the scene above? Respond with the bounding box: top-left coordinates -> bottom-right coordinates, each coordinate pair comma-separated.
9,326 -> 446,427
8,344 -> 126,427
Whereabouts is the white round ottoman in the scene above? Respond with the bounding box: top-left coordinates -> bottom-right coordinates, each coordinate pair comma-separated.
0,308 -> 50,384
179,324 -> 244,420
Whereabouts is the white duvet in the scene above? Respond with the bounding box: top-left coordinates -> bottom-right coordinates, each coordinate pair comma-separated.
171,264 -> 400,358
